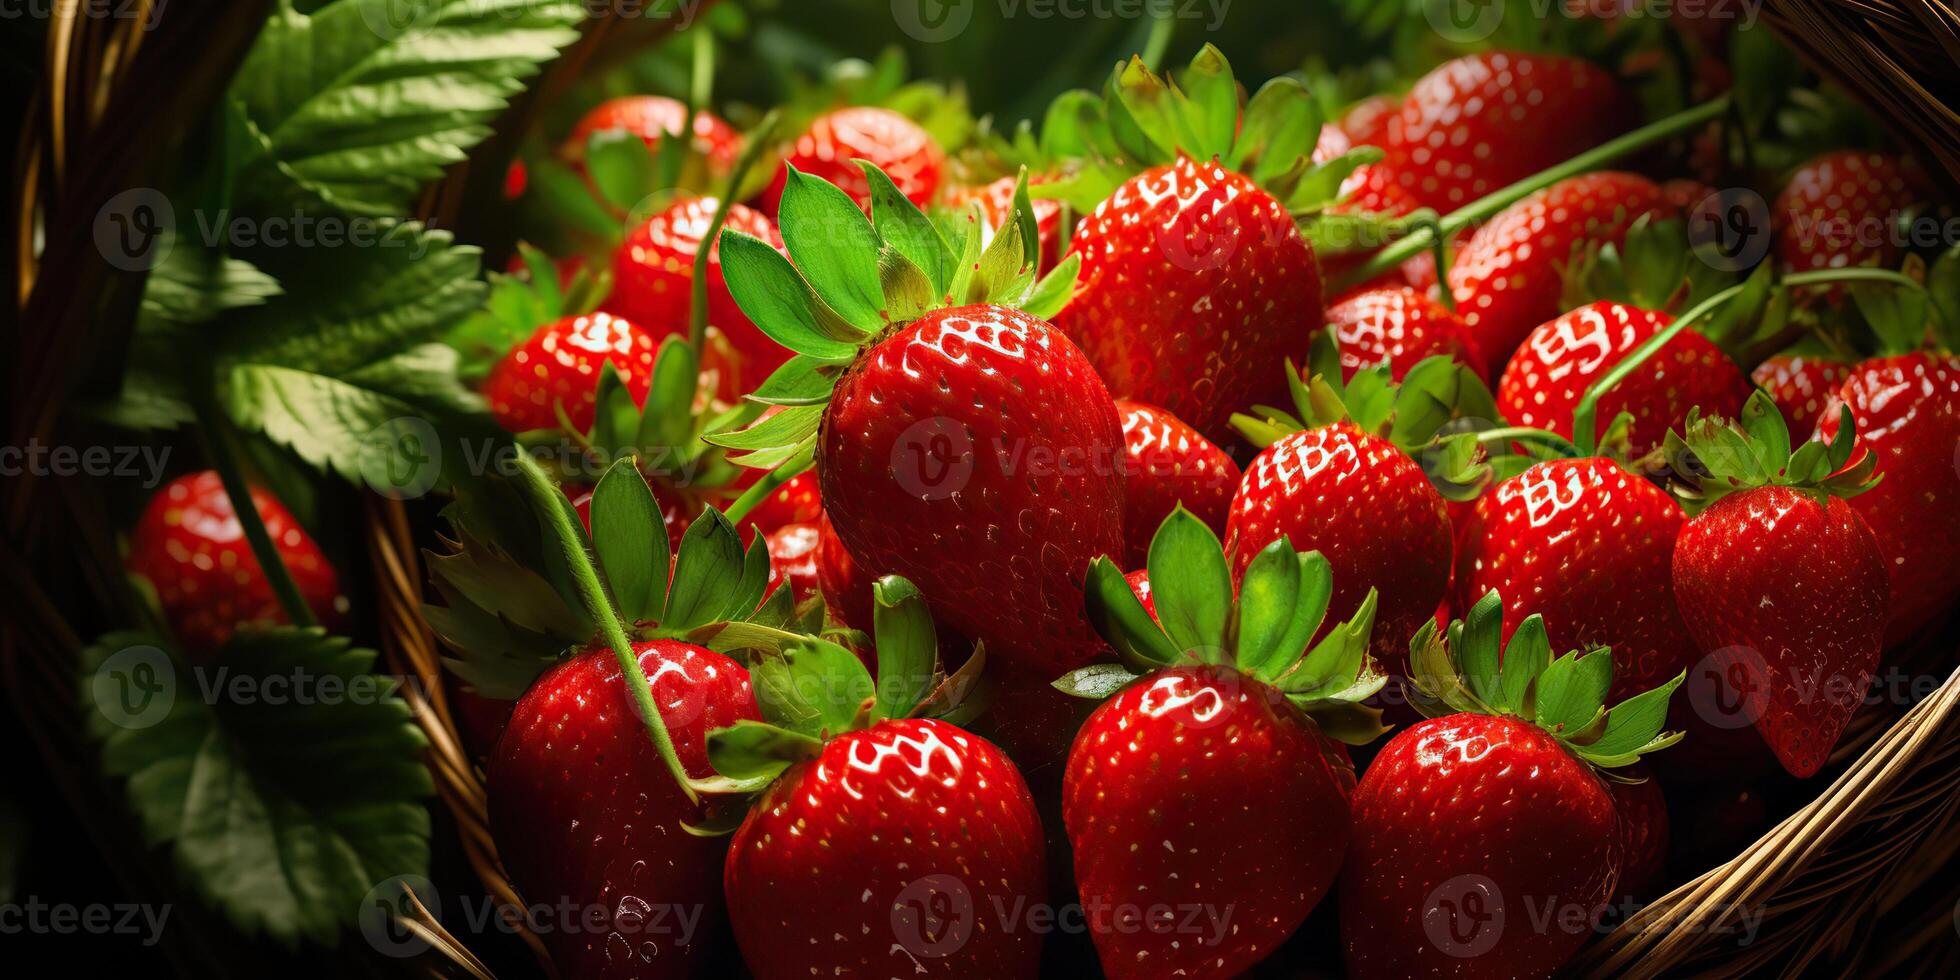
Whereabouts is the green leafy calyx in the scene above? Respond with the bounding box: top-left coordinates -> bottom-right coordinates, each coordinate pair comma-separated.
1663,390 -> 1877,514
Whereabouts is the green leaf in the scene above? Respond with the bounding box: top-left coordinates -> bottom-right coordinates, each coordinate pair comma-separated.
706,720 -> 819,783
860,161 -> 952,296
1021,254 -> 1081,320
662,510 -> 748,630
1082,557 -> 1182,670
585,131 -> 656,211
589,461 -> 671,623
230,0 -> 583,215
1233,538 -> 1302,678
1458,591 -> 1505,707
1052,663 -> 1142,700
878,246 -> 937,323
81,628 -> 431,946
1533,647 -> 1613,736
1145,509 -> 1233,663
748,355 -> 840,407
1278,588 -> 1376,698
1236,76 -> 1319,184
971,206 -> 1033,306
1496,614 -> 1552,714
1737,389 -> 1791,477
1582,673 -> 1685,763
141,239 -> 284,324
871,576 -> 937,721
1270,551 -> 1334,677
753,639 -> 875,739
636,336 -> 701,458
776,166 -> 885,330
1178,44 -> 1239,163
942,203 -> 987,311
705,404 -> 822,452
718,229 -> 866,360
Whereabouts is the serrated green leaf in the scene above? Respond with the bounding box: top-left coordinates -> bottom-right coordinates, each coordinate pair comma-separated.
1178,45 -> 1238,162
141,238 -> 284,324
589,461 -> 670,623
871,576 -> 937,721
777,166 -> 885,330
719,229 -> 866,360
1145,509 -> 1233,664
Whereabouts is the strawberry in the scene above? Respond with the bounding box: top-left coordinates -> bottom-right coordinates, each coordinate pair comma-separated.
1773,151 -> 1922,277
1751,352 -> 1853,438
1451,458 -> 1698,702
760,521 -> 820,604
1059,511 -> 1386,977
489,640 -> 760,978
711,581 -> 1045,979
1116,399 -> 1240,568
1497,300 -> 1750,454
1384,52 -> 1636,212
717,164 -> 1121,678
563,95 -> 742,175
1814,353 -> 1960,644
1340,594 -> 1684,980
1226,421 -> 1451,670
761,106 -> 943,213
814,512 -> 873,631
1339,93 -> 1400,148
1608,766 -> 1669,899
127,471 -> 346,654
1447,172 -> 1668,373
736,469 -> 821,534
611,196 -> 790,374
1061,153 -> 1322,443
484,312 -> 661,434
1668,392 -> 1888,777
1324,285 -> 1483,381
944,174 -> 1063,272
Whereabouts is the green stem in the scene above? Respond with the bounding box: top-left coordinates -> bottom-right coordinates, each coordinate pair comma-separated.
1140,13 -> 1174,70
511,449 -> 699,805
1572,267 -> 1926,454
722,454 -> 812,526
690,110 -> 782,356
1473,426 -> 1580,458
191,392 -> 318,631
1335,95 -> 1731,290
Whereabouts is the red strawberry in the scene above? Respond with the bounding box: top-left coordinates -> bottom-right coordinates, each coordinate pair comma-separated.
1670,393 -> 1889,777
762,107 -> 942,213
1452,458 -> 1698,702
564,95 -> 742,175
1116,399 -> 1240,568
1059,154 -> 1324,444
1497,300 -> 1750,454
1608,767 -> 1670,899
127,471 -> 345,653
489,641 -> 759,978
1339,93 -> 1401,147
723,716 -> 1044,978
1063,513 -> 1384,977
485,312 -> 661,434
814,512 -> 873,631
611,196 -> 789,374
1384,52 -> 1636,211
1324,285 -> 1483,381
761,521 -> 821,603
1447,172 -> 1668,372
1752,352 -> 1853,439
737,470 -> 822,534
944,174 -> 1064,272
1773,151 -> 1922,277
1660,177 -> 1717,215
1341,597 -> 1682,980
1813,353 -> 1960,643
1225,421 -> 1452,669
1123,567 -> 1156,619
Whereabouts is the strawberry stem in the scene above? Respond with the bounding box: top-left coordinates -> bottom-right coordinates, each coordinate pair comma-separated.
1572,267 -> 1925,454
1473,426 -> 1580,457
190,390 -> 319,631
1334,95 -> 1732,290
511,449 -> 700,805
722,454 -> 813,526
691,110 -> 780,357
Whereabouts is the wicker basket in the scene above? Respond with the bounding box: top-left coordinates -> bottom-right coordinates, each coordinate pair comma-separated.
9,3 -> 1959,978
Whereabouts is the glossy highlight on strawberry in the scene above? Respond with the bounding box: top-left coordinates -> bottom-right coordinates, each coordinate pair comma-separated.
1115,399 -> 1239,568
485,312 -> 660,434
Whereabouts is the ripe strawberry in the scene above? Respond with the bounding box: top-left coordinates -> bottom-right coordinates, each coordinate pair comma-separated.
1324,285 -> 1483,381
1669,393 -> 1889,777
563,95 -> 742,175
489,640 -> 760,978
944,174 -> 1064,271
1497,300 -> 1750,454
760,522 -> 820,603
611,196 -> 790,374
1814,354 -> 1960,644
1060,154 -> 1323,443
1339,94 -> 1400,147
1226,421 -> 1452,669
720,165 -> 1121,678
1116,399 -> 1240,568
1341,595 -> 1683,980
485,312 -> 660,434
737,470 -> 821,534
1447,172 -> 1668,372
762,106 -> 942,213
1773,151 -> 1922,277
1752,352 -> 1853,438
127,471 -> 346,654
1452,458 -> 1698,702
1062,512 -> 1385,978
1384,52 -> 1636,211
1608,766 -> 1669,899
814,512 -> 872,631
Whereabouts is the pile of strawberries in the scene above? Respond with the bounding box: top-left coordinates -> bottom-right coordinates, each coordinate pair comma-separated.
123,33 -> 1959,980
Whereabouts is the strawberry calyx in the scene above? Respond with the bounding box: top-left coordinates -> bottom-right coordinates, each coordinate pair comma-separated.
1662,389 -> 1878,516
1410,590 -> 1685,770
1558,213 -> 1744,320
710,162 -> 1078,471
693,574 -> 985,801
1056,508 -> 1390,746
